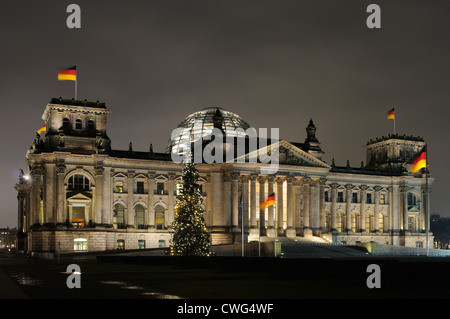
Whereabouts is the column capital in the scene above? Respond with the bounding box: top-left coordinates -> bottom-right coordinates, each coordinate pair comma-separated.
267,175 -> 275,183
223,174 -> 232,182
360,185 -> 368,192
345,184 -> 353,191
286,176 -> 294,183
56,164 -> 66,175
240,175 -> 250,182
127,171 -> 135,179
293,178 -> 303,186
374,185 -> 382,192
303,177 -> 311,184
275,176 -> 285,184
400,186 -> 410,193
257,175 -> 267,183
330,183 -> 339,189
249,173 -> 258,181
231,172 -> 240,181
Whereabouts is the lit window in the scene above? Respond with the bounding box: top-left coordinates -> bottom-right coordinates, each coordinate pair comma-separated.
113,204 -> 125,229
115,181 -> 124,193
380,194 -> 386,204
156,182 -> 165,195
117,239 -> 125,250
138,240 -> 145,249
155,205 -> 165,229
74,238 -> 87,251
135,205 -> 145,229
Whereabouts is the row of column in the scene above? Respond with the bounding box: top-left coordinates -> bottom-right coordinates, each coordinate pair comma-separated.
231,174 -> 326,237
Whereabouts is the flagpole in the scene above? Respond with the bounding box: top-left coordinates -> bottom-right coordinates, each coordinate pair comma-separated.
425,142 -> 430,256
75,66 -> 78,100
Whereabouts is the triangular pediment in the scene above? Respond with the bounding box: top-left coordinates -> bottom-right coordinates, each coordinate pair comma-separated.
235,140 -> 331,168
67,193 -> 91,201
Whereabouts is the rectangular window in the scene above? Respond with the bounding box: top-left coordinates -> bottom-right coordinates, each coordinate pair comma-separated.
337,191 -> 344,203
352,193 -> 358,203
176,183 -> 183,196
74,239 -> 88,251
366,193 -> 372,204
156,182 -> 165,195
117,240 -> 125,250
115,181 -> 124,193
136,181 -> 144,194
324,190 -> 329,202
416,241 -> 423,248
158,240 -> 166,248
380,194 -> 386,204
138,240 -> 145,249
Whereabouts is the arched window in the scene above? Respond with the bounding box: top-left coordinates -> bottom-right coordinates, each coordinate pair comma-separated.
379,213 -> 384,232
75,119 -> 82,129
336,213 -> 342,232
351,213 -> 357,232
113,204 -> 125,229
68,174 -> 90,191
63,118 -> 71,131
155,205 -> 165,229
135,204 -> 145,229
87,119 -> 95,131
365,214 -> 372,232
408,193 -> 418,209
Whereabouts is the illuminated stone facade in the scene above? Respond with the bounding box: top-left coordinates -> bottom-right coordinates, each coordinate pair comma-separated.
15,98 -> 433,253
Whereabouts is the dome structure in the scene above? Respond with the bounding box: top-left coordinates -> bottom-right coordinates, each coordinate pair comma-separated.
166,107 -> 252,154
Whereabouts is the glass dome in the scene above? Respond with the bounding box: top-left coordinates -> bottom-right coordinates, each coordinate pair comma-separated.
166,107 -> 252,154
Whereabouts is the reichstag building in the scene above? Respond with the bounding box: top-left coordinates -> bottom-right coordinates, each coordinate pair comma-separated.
14,98 -> 432,252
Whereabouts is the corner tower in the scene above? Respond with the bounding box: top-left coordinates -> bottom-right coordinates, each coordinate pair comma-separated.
37,97 -> 111,154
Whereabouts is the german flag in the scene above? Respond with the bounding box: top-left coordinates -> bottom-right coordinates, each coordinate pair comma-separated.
260,193 -> 275,210
387,108 -> 395,120
58,66 -> 76,81
37,124 -> 46,134
410,146 -> 427,174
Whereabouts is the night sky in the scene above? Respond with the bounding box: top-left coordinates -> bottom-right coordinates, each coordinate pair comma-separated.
0,0 -> 448,227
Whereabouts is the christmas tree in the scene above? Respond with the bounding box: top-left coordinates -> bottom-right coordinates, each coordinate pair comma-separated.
170,161 -> 211,256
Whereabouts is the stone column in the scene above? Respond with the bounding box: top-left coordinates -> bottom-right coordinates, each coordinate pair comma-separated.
330,183 -> 338,232
44,164 -> 55,224
30,167 -> 41,226
401,186 -> 409,232
391,183 -> 401,233
94,166 -> 104,225
231,173 -> 240,231
276,177 -> 284,236
258,176 -> 266,236
360,185 -> 367,232
319,179 -> 326,232
102,167 -> 112,225
249,174 -> 258,237
303,177 -> 311,236
345,184 -> 353,232
387,186 -> 393,232
294,178 -> 303,235
241,175 -> 250,239
286,176 -> 295,237
310,179 -> 321,234
148,173 -> 155,229
127,172 -> 134,228
168,174 -> 176,226
56,163 -> 66,225
374,186 -> 381,232
267,175 -> 275,237
223,174 -> 232,230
